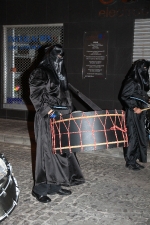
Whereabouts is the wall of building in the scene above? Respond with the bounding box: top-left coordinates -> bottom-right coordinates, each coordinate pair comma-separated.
0,0 -> 150,120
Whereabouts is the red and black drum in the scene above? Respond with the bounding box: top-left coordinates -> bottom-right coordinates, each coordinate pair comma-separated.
50,110 -> 128,153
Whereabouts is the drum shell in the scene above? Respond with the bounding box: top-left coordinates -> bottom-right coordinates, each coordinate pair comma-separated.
50,110 -> 128,153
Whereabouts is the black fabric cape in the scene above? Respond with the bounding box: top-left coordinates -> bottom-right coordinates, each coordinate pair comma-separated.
29,66 -> 85,186
120,77 -> 148,164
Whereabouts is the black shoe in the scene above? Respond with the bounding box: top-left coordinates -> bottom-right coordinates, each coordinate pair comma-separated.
32,190 -> 51,203
48,188 -> 72,196
125,163 -> 140,170
136,162 -> 145,169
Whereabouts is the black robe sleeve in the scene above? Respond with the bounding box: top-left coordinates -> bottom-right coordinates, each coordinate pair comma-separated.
29,68 -> 51,117
120,79 -> 138,109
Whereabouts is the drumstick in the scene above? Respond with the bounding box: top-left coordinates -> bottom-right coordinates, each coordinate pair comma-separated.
141,108 -> 150,112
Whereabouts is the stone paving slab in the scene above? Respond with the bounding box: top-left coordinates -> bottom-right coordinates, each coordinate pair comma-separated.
0,142 -> 150,225
0,119 -> 34,146
0,119 -> 30,135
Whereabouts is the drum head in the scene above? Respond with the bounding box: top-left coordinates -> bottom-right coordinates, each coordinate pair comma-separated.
0,158 -> 7,180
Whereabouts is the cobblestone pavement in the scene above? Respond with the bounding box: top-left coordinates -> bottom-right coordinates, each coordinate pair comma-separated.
0,142 -> 150,225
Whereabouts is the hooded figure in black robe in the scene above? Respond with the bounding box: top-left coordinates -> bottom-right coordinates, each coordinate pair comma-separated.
29,44 -> 85,203
119,59 -> 149,170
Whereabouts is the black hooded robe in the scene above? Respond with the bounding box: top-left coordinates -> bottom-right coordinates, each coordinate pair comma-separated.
29,46 -> 85,191
120,60 -> 149,165
121,78 -> 148,164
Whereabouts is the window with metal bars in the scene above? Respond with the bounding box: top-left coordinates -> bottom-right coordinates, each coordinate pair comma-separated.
3,24 -> 63,110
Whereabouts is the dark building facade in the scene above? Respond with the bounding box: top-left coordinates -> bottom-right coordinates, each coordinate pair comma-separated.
0,0 -> 150,121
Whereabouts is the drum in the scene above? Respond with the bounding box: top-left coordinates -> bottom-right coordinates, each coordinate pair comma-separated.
0,154 -> 20,222
50,110 -> 128,153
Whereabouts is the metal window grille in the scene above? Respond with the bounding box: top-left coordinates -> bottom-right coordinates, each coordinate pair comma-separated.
133,19 -> 150,95
3,24 -> 63,110
133,19 -> 150,62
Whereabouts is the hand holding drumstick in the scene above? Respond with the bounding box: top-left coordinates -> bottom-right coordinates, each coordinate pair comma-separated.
133,107 -> 150,113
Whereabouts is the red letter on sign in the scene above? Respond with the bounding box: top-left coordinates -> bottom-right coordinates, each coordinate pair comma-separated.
99,0 -> 115,5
